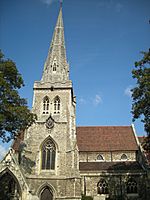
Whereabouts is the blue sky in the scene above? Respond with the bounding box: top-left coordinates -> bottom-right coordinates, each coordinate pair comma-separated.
0,0 -> 150,157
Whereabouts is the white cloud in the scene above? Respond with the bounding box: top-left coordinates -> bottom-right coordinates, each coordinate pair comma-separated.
93,94 -> 102,106
98,0 -> 124,13
79,97 -> 86,105
0,145 -> 7,160
124,86 -> 133,97
40,0 -> 58,6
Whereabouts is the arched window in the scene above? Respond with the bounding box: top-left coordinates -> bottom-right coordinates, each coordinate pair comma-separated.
97,154 -> 104,161
40,186 -> 53,200
126,178 -> 137,194
41,138 -> 56,170
54,96 -> 60,114
0,171 -> 21,200
121,154 -> 128,160
43,96 -> 49,114
97,179 -> 109,194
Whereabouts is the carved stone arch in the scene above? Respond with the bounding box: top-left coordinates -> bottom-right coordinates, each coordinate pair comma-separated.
0,168 -> 22,199
40,135 -> 59,151
37,183 -> 56,200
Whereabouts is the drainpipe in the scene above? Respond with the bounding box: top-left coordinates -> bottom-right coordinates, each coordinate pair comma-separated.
84,176 -> 86,196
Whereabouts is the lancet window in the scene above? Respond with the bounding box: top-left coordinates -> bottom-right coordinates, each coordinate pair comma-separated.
41,138 -> 56,170
97,179 -> 109,194
43,96 -> 49,114
126,178 -> 137,194
54,96 -> 60,114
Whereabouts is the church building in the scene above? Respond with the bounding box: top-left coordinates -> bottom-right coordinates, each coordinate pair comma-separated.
0,6 -> 150,200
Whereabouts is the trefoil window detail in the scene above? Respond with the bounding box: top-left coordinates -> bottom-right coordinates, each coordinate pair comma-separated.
43,96 -> 49,114
41,139 -> 56,170
97,179 -> 109,195
126,178 -> 137,194
54,96 -> 60,114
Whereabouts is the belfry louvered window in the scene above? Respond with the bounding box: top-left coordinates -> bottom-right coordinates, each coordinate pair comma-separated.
43,96 -> 49,114
41,139 -> 56,170
54,96 -> 60,114
97,179 -> 109,194
126,178 -> 137,194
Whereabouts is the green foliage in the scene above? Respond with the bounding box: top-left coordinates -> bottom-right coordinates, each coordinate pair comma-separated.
131,50 -> 150,151
0,50 -> 37,142
81,194 -> 93,200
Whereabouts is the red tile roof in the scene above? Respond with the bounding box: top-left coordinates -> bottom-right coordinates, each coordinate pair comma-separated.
79,161 -> 143,171
77,126 -> 138,152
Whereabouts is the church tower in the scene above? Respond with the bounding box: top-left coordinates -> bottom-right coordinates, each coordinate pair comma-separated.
22,6 -> 81,200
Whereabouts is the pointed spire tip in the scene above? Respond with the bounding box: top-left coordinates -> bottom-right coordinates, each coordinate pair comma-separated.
60,0 -> 63,8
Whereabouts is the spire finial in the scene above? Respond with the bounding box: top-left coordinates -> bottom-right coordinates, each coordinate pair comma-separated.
60,0 -> 63,8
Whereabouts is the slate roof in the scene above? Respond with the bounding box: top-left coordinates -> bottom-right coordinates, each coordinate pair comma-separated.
79,161 -> 143,171
77,126 -> 138,152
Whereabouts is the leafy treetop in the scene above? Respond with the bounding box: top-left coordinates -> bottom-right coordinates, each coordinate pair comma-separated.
0,50 -> 37,142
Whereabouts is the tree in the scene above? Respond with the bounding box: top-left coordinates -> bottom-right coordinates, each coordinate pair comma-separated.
131,49 -> 150,151
0,50 -> 37,142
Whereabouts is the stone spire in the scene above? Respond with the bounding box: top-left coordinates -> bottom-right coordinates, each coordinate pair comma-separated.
41,6 -> 69,83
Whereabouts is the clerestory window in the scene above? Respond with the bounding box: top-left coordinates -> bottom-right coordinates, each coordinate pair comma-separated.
43,96 -> 49,114
97,179 -> 109,195
97,154 -> 104,161
41,138 -> 56,170
54,96 -> 60,114
121,154 -> 128,161
126,178 -> 137,194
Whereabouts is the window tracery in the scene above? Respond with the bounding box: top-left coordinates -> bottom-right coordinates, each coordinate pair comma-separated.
41,139 -> 56,170
97,179 -> 109,194
126,178 -> 137,194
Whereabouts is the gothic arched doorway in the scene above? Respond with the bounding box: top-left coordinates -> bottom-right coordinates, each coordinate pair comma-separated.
0,171 -> 21,200
40,186 -> 53,200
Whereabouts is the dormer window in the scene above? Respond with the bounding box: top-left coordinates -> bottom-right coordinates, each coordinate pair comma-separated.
43,96 -> 49,114
54,96 -> 60,114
